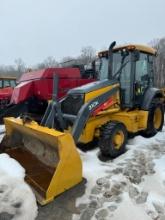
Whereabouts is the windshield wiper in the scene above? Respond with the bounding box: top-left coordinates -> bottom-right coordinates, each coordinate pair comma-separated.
113,60 -> 129,79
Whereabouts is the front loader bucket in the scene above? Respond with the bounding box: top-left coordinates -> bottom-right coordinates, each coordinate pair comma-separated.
0,117 -> 82,205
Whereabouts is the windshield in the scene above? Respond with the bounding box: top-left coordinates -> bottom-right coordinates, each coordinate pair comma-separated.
98,57 -> 108,80
4,80 -> 10,87
112,51 -> 131,78
99,50 -> 131,80
10,79 -> 16,88
0,79 -> 16,89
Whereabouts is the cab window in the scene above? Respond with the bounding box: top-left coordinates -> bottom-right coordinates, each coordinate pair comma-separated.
99,57 -> 108,80
135,53 -> 148,82
10,80 -> 16,88
3,80 -> 10,87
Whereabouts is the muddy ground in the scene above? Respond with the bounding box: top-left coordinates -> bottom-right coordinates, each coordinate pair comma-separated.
36,180 -> 86,220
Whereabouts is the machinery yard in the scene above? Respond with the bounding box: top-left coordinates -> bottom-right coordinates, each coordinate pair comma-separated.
0,1 -> 164,219
0,43 -> 165,220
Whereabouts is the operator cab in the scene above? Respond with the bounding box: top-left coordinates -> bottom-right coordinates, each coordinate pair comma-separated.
98,44 -> 156,108
0,77 -> 17,89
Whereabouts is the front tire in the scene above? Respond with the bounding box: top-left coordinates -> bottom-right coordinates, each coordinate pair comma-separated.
99,121 -> 127,158
141,103 -> 164,138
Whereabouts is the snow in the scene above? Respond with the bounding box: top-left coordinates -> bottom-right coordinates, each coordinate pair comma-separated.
74,125 -> 165,220
79,150 -> 109,195
108,193 -> 151,220
0,125 -> 5,134
0,153 -> 38,220
0,154 -> 25,179
1,123 -> 165,220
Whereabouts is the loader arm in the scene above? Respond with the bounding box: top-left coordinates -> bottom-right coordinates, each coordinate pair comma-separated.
41,74 -> 66,130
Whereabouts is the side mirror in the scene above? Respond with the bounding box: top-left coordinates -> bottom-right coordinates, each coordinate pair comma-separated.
133,50 -> 140,61
121,49 -> 129,57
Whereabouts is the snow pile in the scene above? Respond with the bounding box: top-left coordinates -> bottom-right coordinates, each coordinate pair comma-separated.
0,125 -> 5,132
74,126 -> 165,220
0,153 -> 38,220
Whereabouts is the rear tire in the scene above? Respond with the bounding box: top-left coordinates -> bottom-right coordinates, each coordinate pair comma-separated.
141,103 -> 164,138
99,121 -> 127,158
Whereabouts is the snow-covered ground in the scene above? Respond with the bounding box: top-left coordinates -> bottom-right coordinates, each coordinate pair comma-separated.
0,125 -> 5,135
1,123 -> 165,220
74,126 -> 165,220
0,126 -> 38,220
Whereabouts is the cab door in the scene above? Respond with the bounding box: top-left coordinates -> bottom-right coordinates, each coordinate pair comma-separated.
117,53 -> 133,107
134,52 -> 153,106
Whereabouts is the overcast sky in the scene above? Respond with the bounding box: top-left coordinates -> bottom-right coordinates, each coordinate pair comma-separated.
0,0 -> 164,66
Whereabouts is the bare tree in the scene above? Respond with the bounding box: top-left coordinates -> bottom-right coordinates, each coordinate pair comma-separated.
150,37 -> 165,88
60,56 -> 77,67
36,56 -> 59,69
43,56 -> 58,67
15,58 -> 26,73
0,65 -> 16,77
79,46 -> 96,65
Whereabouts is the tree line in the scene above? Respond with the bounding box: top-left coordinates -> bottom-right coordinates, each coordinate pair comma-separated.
150,37 -> 165,88
0,38 -> 165,88
0,46 -> 96,78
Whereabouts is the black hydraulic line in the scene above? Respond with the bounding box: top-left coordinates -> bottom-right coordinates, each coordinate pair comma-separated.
41,74 -> 66,130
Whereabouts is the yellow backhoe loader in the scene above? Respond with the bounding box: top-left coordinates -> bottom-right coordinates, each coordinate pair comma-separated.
0,42 -> 164,205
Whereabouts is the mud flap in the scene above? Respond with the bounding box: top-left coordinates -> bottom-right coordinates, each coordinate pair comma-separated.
0,117 -> 82,205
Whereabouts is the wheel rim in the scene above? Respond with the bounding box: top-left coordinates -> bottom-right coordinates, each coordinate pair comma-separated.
113,130 -> 124,150
154,107 -> 162,130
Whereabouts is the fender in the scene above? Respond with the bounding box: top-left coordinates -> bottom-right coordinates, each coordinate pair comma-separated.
141,87 -> 163,110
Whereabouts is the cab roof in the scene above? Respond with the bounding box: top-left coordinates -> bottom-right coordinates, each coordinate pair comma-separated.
98,44 -> 156,57
0,76 -> 16,80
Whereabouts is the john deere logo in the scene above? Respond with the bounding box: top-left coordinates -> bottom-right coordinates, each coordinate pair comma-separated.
89,101 -> 99,111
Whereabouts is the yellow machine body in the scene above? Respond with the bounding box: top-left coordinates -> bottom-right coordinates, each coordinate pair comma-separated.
78,84 -> 149,143
1,118 -> 82,205
84,82 -> 120,103
79,109 -> 148,143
